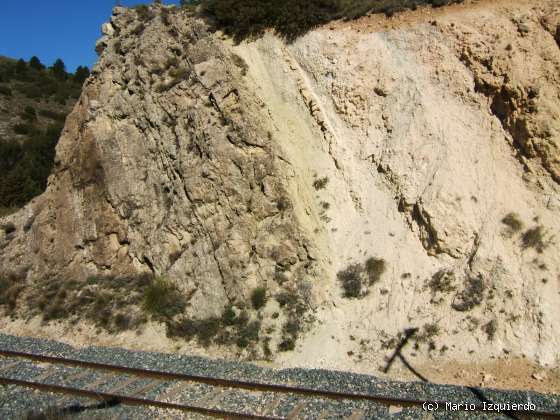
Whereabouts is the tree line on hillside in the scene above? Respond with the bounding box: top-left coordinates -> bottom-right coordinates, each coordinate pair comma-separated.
0,123 -> 62,211
0,57 -> 89,213
0,56 -> 89,103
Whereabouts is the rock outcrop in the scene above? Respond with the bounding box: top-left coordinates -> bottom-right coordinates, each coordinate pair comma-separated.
0,6 -> 318,324
1,0 -> 559,384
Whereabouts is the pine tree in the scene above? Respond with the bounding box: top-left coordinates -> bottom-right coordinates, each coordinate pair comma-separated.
15,59 -> 27,76
51,58 -> 66,80
73,66 -> 90,84
29,56 -> 45,71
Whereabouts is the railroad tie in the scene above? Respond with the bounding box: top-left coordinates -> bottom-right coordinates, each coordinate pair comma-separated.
261,397 -> 283,416
346,409 -> 365,420
105,375 -> 142,394
194,388 -> 230,408
55,369 -> 99,406
130,379 -> 162,398
65,369 -> 95,384
388,405 -> 403,414
316,410 -> 331,420
0,361 -> 21,374
82,372 -> 114,392
32,366 -> 59,382
286,401 -> 306,420
157,381 -> 192,402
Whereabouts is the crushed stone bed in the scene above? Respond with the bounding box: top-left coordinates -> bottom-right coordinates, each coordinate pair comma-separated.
0,333 -> 557,419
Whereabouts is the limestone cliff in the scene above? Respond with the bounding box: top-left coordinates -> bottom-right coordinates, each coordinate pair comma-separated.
1,0 -> 559,388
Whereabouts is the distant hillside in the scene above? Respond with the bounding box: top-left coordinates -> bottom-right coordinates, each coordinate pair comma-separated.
0,56 -> 89,216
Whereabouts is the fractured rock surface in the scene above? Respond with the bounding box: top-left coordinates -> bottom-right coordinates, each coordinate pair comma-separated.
0,0 -> 559,384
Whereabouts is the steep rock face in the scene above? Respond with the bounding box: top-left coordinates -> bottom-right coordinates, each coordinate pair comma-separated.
0,7 -> 318,320
0,0 -> 559,383
224,0 -> 560,372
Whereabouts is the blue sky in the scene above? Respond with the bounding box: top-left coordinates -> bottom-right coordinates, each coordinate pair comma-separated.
0,1 -> 180,72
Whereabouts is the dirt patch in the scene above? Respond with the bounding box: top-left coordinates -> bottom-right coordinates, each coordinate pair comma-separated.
407,358 -> 560,395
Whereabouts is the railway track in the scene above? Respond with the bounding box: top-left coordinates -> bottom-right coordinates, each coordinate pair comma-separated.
0,349 -> 558,419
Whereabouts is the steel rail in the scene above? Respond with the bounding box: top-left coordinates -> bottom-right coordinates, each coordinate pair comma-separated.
0,375 -> 280,420
1,349 -> 558,418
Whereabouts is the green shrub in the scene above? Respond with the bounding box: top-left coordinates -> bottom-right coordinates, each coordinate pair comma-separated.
143,277 -> 185,319
1,222 -> 16,234
364,257 -> 386,285
451,275 -> 485,312
482,319 -> 497,341
273,266 -> 288,284
135,4 -> 154,21
221,305 -> 237,325
168,316 -> 233,347
131,23 -> 146,35
231,53 -> 249,76
181,0 -> 202,6
313,176 -> 329,190
250,287 -> 267,310
521,226 -> 549,253
337,263 -> 364,298
15,83 -> 42,99
428,270 -> 455,293
203,0 -> 464,41
12,122 -> 33,135
278,338 -> 295,352
161,7 -> 171,25
169,66 -> 190,84
276,291 -> 298,308
0,277 -> 23,311
502,213 -> 523,233
20,105 -> 37,122
112,312 -> 144,332
276,196 -> 291,211
0,85 -> 12,96
39,109 -> 66,121
0,140 -> 23,172
278,317 -> 301,351
165,56 -> 179,70
237,320 -> 260,347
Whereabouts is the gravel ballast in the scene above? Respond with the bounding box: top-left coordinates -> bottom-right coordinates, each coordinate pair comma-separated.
0,333 -> 558,419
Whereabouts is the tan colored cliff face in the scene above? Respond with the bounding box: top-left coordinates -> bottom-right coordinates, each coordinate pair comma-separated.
0,0 -> 559,389
0,7 -> 318,324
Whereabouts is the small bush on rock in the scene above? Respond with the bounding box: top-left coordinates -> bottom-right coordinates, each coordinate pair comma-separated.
251,287 -> 267,310
521,226 -> 550,253
501,213 -> 523,233
338,257 -> 387,298
143,277 -> 185,319
365,257 -> 386,285
313,176 -> 329,190
337,263 -> 364,298
135,5 -> 154,21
